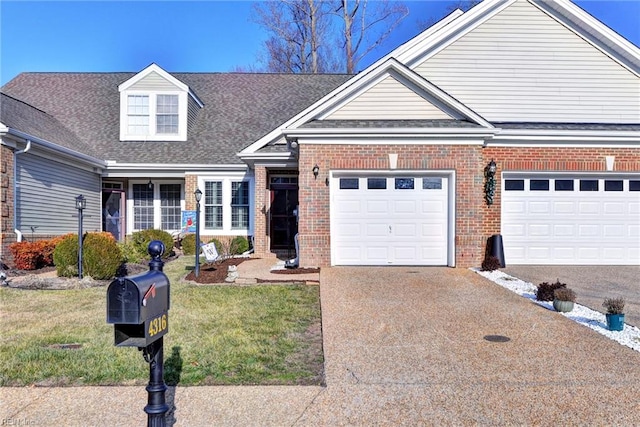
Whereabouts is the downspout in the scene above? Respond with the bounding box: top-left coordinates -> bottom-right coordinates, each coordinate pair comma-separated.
13,140 -> 31,242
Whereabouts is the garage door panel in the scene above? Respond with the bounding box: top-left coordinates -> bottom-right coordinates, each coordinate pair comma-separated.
503,175 -> 639,265
332,174 -> 449,266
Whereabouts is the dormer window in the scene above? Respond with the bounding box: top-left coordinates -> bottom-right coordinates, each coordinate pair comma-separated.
119,64 -> 203,142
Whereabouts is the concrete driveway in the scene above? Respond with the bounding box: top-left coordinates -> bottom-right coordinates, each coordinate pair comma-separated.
502,265 -> 640,327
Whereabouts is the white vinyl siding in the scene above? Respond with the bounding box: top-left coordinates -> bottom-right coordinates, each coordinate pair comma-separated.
15,154 -> 101,235
326,75 -> 452,120
127,70 -> 179,91
413,0 -> 640,123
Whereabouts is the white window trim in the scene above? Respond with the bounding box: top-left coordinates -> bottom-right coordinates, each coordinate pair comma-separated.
120,91 -> 188,142
197,174 -> 254,236
127,180 -> 185,233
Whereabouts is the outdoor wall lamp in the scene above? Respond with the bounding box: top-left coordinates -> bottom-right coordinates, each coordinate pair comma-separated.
484,159 -> 497,205
312,164 -> 319,179
148,180 -> 153,190
194,188 -> 203,277
75,194 -> 86,279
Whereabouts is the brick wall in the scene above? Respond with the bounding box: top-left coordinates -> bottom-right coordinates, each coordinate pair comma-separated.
298,144 -> 488,268
1,145 -> 16,266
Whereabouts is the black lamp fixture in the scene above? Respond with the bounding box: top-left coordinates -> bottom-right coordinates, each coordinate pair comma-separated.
194,188 -> 203,277
148,180 -> 153,190
75,194 -> 86,279
312,164 -> 319,179
484,159 -> 497,206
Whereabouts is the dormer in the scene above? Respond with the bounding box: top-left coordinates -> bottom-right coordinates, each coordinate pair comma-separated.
118,63 -> 203,142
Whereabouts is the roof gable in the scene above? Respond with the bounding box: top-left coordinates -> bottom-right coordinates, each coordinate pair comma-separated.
119,63 -> 188,92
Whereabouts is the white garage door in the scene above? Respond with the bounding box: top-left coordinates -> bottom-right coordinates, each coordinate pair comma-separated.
331,175 -> 450,266
502,175 -> 640,265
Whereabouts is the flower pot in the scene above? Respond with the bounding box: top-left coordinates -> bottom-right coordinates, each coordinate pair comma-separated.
553,299 -> 574,313
605,313 -> 625,331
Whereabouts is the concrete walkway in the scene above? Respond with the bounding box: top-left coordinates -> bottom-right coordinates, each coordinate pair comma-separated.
3,267 -> 640,425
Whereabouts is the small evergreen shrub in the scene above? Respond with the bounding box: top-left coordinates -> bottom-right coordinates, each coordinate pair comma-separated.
82,232 -> 123,280
603,297 -> 625,314
230,236 -> 250,255
130,229 -> 174,259
208,238 -> 225,257
118,240 -> 144,264
480,256 -> 501,272
554,287 -> 576,302
536,280 -> 567,301
181,234 -> 199,256
53,234 -> 80,277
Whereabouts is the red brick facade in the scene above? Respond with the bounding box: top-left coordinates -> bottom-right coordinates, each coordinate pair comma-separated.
1,145 -> 16,265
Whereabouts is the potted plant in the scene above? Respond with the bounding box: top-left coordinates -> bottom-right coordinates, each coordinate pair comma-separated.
602,297 -> 625,331
553,287 -> 576,312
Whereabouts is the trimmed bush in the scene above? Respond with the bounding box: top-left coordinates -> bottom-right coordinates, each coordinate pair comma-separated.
130,229 -> 174,259
53,234 -> 80,277
54,232 -> 123,279
480,256 -> 501,272
181,233 -> 199,256
118,240 -> 144,264
536,280 -> 567,301
229,236 -> 249,255
8,236 -> 68,270
82,232 -> 123,280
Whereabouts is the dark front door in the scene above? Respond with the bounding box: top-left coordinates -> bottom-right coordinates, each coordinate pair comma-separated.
270,183 -> 298,250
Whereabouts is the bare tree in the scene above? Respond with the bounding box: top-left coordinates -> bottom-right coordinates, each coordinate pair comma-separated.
253,0 -> 335,73
418,0 -> 481,31
253,0 -> 408,74
335,0 -> 408,74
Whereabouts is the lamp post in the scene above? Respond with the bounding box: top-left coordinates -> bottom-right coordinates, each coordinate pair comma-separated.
75,194 -> 86,279
194,188 -> 202,278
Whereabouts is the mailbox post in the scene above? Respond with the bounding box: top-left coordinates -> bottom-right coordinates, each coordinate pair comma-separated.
107,240 -> 170,427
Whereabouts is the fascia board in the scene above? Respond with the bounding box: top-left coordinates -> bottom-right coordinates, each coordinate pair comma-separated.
491,129 -> 640,146
296,137 -> 487,145
237,152 -> 294,161
0,122 -> 8,133
284,127 -> 496,139
6,127 -> 106,168
118,63 -> 189,92
104,161 -> 247,171
532,0 -> 640,75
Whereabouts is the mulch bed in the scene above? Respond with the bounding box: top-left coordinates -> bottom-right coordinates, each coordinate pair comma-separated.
184,258 -> 320,284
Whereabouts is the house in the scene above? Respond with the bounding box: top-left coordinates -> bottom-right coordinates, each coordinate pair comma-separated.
1,0 -> 639,269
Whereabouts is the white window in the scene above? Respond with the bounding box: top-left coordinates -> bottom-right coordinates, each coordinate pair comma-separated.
156,95 -> 179,134
205,181 -> 223,229
131,182 -> 184,232
231,181 -> 249,229
127,95 -> 149,135
120,92 -> 187,141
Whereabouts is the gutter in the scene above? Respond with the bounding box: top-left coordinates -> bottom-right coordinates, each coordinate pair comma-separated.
13,140 -> 31,242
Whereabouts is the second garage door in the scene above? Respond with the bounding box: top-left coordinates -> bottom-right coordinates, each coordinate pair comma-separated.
331,174 -> 450,266
502,174 -> 640,265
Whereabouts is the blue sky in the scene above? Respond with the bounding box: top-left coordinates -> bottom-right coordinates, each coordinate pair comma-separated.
1,1 -> 639,86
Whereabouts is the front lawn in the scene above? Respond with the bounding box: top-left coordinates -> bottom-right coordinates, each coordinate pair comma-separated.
0,257 -> 323,386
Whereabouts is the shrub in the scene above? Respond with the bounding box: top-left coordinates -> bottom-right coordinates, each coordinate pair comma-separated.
130,229 -> 174,259
230,236 -> 250,255
54,232 -> 123,279
536,280 -> 567,301
82,232 -> 123,280
8,236 -> 68,270
53,234 -> 80,277
118,240 -> 144,264
480,256 -> 501,272
603,297 -> 625,314
554,287 -> 576,302
181,233 -> 199,256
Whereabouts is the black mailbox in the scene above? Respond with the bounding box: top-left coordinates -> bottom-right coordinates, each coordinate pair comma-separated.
107,241 -> 170,347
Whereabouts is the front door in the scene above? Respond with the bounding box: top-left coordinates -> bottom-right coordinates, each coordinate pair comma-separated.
270,175 -> 299,251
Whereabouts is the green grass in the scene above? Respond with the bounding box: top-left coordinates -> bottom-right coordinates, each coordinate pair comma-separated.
0,257 -> 323,386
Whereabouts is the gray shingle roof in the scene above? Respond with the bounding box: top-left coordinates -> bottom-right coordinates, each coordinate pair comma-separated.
2,72 -> 352,165
0,93 -> 102,158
